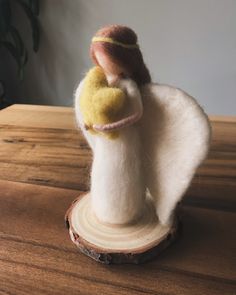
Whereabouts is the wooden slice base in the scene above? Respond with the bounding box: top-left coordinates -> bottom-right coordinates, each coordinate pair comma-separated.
65,193 -> 179,264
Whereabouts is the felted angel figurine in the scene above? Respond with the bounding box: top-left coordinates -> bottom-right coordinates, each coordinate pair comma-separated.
66,25 -> 211,264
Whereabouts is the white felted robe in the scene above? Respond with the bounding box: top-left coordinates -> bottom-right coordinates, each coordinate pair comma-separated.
75,79 -> 145,225
74,78 -> 211,225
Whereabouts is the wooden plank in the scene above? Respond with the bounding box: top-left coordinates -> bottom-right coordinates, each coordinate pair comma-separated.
0,105 -> 235,294
0,105 -> 235,209
0,180 -> 79,247
0,104 -> 75,130
185,120 -> 236,210
0,181 -> 236,280
0,181 -> 236,295
0,126 -> 91,190
0,123 -> 235,210
3,104 -> 72,112
1,242 -> 235,295
0,104 -> 235,133
210,115 -> 236,123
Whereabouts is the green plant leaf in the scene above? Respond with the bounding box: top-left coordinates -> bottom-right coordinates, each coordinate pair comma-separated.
18,65 -> 24,80
22,46 -> 28,66
0,40 -> 24,80
18,46 -> 28,80
29,0 -> 39,15
31,16 -> 40,52
0,0 -> 12,37
0,80 -> 6,100
15,0 -> 40,52
0,41 -> 21,67
0,0 -> 40,83
9,25 -> 24,56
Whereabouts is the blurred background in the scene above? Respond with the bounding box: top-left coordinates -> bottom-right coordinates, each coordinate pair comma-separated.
0,0 -> 235,115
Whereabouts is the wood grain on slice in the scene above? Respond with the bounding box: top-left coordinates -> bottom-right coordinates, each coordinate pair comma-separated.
0,180 -> 235,281
66,194 -> 178,264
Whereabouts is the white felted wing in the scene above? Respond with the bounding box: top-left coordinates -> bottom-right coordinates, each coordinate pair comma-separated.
139,83 -> 211,225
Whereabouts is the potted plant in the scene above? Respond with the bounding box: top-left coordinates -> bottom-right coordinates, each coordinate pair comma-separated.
0,0 -> 40,109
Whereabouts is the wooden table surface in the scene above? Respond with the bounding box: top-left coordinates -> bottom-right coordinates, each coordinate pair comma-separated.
0,104 -> 235,295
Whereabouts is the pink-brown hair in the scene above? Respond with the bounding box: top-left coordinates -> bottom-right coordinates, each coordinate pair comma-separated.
90,25 -> 151,86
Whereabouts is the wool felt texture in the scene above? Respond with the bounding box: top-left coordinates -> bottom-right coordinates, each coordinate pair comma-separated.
79,66 -> 127,139
75,78 -> 145,224
74,78 -> 211,225
139,83 -> 211,225
90,25 -> 151,86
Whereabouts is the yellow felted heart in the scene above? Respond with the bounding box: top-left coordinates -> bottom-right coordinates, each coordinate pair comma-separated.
79,66 -> 126,139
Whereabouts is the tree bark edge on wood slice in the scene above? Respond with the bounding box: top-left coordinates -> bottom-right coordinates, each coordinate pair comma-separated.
65,193 -> 180,264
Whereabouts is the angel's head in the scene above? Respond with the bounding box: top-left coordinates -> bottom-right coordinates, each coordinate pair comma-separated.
90,25 -> 151,86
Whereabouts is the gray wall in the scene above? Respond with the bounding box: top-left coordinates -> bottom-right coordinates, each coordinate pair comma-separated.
8,0 -> 236,115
